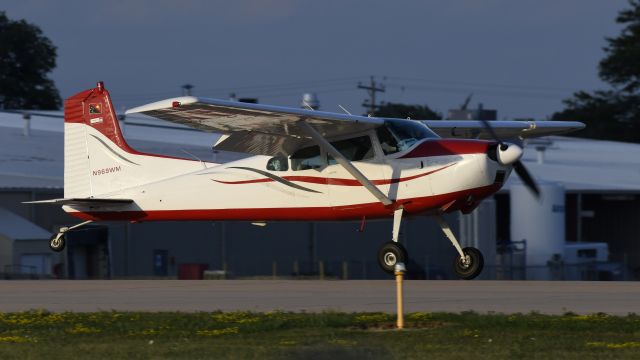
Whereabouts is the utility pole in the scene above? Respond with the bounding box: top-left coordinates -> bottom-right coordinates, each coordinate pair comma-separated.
358,76 -> 385,115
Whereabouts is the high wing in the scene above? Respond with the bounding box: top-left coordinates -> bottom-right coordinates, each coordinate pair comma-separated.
126,97 -> 382,156
423,120 -> 585,140
127,97 -> 584,155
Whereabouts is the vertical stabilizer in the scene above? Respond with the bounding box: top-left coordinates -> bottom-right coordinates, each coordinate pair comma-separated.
64,82 -> 206,198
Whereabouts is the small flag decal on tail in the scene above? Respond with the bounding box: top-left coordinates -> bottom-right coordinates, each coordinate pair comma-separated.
89,103 -> 102,114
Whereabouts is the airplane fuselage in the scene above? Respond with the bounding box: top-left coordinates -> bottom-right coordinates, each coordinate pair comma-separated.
64,135 -> 510,222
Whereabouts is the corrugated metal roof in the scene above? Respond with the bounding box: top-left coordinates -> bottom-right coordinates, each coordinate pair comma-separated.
504,136 -> 640,192
0,207 -> 50,240
0,113 -> 246,190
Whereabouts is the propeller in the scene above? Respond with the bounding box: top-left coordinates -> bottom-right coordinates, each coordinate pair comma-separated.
479,119 -> 540,198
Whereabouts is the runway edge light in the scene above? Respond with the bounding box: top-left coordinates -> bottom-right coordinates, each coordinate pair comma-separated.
395,262 -> 406,330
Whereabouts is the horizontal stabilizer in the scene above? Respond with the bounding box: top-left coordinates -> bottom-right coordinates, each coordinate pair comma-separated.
23,198 -> 133,206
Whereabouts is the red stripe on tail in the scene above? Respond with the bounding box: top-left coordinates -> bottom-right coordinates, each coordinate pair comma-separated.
64,82 -> 136,153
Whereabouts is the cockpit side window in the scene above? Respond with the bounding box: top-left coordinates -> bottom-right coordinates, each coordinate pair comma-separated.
379,119 -> 439,153
376,126 -> 399,155
291,145 -> 323,171
327,135 -> 374,165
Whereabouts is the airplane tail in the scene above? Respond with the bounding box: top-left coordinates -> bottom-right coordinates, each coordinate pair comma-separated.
64,82 -> 205,198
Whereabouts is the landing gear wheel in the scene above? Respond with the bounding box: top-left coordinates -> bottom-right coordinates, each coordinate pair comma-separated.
453,247 -> 484,280
377,242 -> 408,274
49,233 -> 66,252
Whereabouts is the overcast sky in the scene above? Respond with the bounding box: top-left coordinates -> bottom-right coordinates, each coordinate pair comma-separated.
3,0 -> 629,119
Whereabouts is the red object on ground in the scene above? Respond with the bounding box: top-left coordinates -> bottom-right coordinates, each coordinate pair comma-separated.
178,264 -> 209,280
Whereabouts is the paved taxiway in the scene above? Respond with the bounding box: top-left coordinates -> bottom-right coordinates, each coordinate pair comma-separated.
0,280 -> 638,314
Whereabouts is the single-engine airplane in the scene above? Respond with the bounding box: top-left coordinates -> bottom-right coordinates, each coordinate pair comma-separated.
27,82 -> 584,279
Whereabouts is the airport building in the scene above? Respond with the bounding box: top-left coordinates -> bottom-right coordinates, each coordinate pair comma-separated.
1,111 -> 639,280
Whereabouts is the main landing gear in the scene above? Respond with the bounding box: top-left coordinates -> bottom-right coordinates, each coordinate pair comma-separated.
376,210 -> 484,280
377,208 -> 408,273
49,220 -> 93,252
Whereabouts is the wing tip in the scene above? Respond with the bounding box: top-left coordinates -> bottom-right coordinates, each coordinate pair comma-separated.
125,96 -> 199,115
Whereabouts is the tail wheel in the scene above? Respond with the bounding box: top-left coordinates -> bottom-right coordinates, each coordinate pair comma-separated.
377,242 -> 408,274
453,247 -> 484,280
49,233 -> 66,252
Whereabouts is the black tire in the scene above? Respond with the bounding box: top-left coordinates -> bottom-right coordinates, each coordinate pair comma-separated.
377,242 -> 408,274
453,247 -> 484,280
49,233 -> 66,252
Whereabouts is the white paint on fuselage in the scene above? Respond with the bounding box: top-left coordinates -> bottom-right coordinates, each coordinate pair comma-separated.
63,128 -> 512,218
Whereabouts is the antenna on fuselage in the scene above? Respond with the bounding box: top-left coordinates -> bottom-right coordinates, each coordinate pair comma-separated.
338,104 -> 352,115
303,101 -> 315,111
181,149 -> 206,169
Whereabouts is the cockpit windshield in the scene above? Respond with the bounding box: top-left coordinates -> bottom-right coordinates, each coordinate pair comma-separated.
376,119 -> 439,155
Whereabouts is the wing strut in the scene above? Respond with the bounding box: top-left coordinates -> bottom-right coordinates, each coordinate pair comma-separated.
298,120 -> 393,206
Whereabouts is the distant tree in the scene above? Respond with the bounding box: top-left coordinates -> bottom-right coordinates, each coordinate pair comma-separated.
0,11 -> 61,110
553,1 -> 640,142
599,1 -> 640,93
553,90 -> 640,142
374,102 -> 442,120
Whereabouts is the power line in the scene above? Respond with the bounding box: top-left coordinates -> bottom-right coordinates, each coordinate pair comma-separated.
255,87 -> 357,100
199,76 -> 365,93
112,76 -> 368,102
386,75 -> 580,93
385,83 -> 566,100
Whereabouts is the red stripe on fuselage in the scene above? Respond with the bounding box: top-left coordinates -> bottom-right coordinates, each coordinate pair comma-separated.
400,139 -> 491,159
67,183 -> 502,222
214,163 -> 455,186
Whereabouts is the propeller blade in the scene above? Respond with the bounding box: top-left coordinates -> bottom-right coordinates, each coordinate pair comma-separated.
479,118 -> 539,198
479,118 -> 503,145
513,161 -> 540,198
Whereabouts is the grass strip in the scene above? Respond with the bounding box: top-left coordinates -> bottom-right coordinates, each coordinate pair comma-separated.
0,310 -> 639,359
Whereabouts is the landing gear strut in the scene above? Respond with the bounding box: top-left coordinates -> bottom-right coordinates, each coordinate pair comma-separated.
435,215 -> 484,280
49,220 -> 93,252
377,208 -> 408,274
376,210 -> 484,279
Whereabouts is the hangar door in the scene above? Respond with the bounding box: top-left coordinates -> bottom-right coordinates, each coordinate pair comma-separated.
20,254 -> 52,275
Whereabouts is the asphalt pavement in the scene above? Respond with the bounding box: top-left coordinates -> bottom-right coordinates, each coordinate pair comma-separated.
0,280 -> 637,314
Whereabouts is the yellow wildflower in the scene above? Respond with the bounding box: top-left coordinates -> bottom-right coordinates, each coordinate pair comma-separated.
196,327 -> 239,336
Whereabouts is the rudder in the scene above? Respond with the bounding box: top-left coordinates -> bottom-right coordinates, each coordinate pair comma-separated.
64,81 -> 129,197
64,82 -> 206,198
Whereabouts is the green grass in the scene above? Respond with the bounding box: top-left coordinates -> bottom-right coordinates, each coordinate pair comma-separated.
0,311 -> 639,359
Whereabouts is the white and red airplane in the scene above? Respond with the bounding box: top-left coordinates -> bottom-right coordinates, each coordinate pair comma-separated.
29,82 -> 584,279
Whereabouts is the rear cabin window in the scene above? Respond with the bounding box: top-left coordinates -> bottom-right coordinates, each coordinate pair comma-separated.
291,145 -> 323,170
327,135 -> 374,165
266,156 -> 288,171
